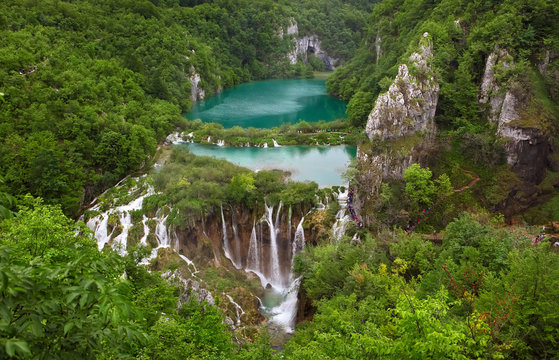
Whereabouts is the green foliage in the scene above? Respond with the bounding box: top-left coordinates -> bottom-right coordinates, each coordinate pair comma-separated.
174,119 -> 368,147
228,173 -> 256,206
404,163 -> 453,217
404,163 -> 435,208
0,199 -> 238,359
346,91 -> 374,127
0,0 -> 370,216
293,233 -> 383,301
285,211 -> 558,359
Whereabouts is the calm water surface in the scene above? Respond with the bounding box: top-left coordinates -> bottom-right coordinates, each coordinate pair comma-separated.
185,79 -> 347,128
182,143 -> 356,186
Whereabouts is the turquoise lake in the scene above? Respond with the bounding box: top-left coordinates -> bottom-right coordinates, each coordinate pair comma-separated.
182,143 -> 356,186
185,79 -> 347,128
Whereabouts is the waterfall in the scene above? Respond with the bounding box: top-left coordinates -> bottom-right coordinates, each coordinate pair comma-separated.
139,215 -> 149,246
88,214 -> 110,251
112,212 -> 131,255
225,294 -> 246,326
216,139 -> 225,146
292,217 -> 305,259
332,189 -> 351,243
287,206 -> 292,244
220,204 -> 236,267
267,277 -> 302,333
265,203 -> 282,288
272,139 -> 281,147
263,142 -> 268,148
231,211 -> 242,269
86,183 -> 154,253
246,224 -> 260,273
155,213 -> 170,247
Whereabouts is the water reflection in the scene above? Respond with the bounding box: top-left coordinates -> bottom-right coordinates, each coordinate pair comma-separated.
180,143 -> 356,187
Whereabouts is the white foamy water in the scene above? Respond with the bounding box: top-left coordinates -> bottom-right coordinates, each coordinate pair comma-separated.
332,189 -> 351,243
86,178 -> 195,268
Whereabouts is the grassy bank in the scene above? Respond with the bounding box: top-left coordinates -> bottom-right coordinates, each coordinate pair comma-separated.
176,119 -> 367,147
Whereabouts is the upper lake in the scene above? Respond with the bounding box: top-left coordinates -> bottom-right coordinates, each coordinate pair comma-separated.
185,79 -> 347,128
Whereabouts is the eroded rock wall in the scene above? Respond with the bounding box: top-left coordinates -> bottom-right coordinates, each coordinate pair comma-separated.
356,33 -> 439,223
365,32 -> 439,140
479,47 -> 557,215
283,21 -> 338,71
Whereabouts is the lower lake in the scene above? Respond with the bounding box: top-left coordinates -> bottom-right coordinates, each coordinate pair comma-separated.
181,143 -> 356,187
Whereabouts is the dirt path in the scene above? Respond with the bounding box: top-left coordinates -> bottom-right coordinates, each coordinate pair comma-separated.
453,169 -> 480,193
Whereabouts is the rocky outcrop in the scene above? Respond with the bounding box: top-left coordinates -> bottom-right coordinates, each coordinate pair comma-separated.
163,270 -> 215,307
480,48 -> 551,185
479,48 -> 513,122
283,22 -> 338,71
356,33 -> 438,224
188,65 -> 205,102
478,47 -> 558,216
366,32 -> 439,140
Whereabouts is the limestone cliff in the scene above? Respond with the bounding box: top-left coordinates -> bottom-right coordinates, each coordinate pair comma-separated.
365,32 -> 439,140
479,47 -> 558,215
356,33 -> 438,222
283,21 -> 338,71
188,65 -> 205,102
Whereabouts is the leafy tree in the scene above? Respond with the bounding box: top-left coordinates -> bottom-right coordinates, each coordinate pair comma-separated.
404,163 -> 435,208
346,91 -> 374,127
228,173 -> 256,206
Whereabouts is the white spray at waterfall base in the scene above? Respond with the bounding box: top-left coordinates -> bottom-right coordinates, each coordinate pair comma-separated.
221,202 -> 307,333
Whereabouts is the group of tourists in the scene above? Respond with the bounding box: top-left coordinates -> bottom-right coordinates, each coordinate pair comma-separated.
404,205 -> 434,234
347,184 -> 363,229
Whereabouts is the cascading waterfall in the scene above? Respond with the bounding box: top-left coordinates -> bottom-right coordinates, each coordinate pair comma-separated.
87,183 -> 154,252
139,216 -> 149,245
220,204 -> 237,268
217,200 -> 310,334
225,294 -> 246,326
266,202 -> 282,288
332,189 -> 351,243
231,211 -> 242,269
246,224 -> 260,274
155,213 -> 170,247
287,206 -> 292,244
292,217 -> 305,258
112,212 -> 132,255
268,214 -> 305,333
86,178 -> 195,266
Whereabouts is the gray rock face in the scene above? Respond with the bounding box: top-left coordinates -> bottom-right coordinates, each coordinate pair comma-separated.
365,33 -> 439,140
163,270 -> 215,309
188,66 -> 205,103
282,21 -> 338,71
288,35 -> 338,71
355,33 -> 439,223
479,48 -> 512,122
480,49 -> 550,184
